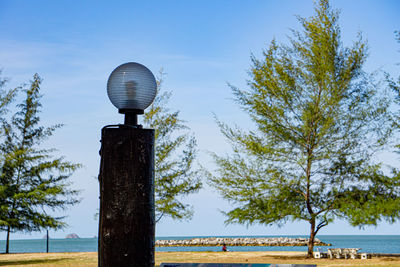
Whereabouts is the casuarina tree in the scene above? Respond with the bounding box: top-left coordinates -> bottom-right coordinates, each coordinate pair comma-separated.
0,73 -> 17,121
0,73 -> 18,243
387,31 -> 400,150
209,0 -> 400,257
387,31 -> 400,95
0,74 -> 81,253
143,71 -> 202,222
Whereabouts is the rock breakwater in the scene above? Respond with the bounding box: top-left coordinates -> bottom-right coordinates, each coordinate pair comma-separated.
156,237 -> 331,247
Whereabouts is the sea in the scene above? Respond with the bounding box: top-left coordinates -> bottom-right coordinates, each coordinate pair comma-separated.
0,235 -> 399,254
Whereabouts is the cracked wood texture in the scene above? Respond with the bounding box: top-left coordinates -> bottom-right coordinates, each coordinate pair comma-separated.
98,127 -> 155,267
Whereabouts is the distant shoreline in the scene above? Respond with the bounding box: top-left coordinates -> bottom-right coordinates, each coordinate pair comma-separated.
156,237 -> 331,247
0,236 -> 400,254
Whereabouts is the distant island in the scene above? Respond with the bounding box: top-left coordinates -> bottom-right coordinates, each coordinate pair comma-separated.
65,233 -> 80,239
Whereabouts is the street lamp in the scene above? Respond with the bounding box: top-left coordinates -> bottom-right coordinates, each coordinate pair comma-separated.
99,62 -> 156,267
107,62 -> 157,126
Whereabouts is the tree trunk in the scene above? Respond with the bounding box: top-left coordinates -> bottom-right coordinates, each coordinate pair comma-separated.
46,229 -> 49,253
6,225 -> 11,254
307,219 -> 316,258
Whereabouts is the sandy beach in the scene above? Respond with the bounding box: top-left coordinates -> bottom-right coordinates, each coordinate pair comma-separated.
0,251 -> 400,266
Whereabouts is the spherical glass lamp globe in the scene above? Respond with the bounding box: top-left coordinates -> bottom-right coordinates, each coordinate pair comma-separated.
107,62 -> 157,115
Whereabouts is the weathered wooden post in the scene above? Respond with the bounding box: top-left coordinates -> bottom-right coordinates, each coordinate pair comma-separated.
99,126 -> 155,266
98,62 -> 157,267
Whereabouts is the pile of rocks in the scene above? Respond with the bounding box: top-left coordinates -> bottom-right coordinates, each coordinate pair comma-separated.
156,237 -> 331,247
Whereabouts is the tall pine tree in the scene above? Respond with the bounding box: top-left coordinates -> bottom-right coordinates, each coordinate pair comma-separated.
209,0 -> 400,257
0,72 -> 18,131
0,74 -> 80,253
0,72 -> 18,241
387,31 -> 400,151
388,31 -> 400,95
143,71 -> 202,222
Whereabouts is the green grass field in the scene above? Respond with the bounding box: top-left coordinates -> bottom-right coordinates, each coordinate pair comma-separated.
0,251 -> 399,267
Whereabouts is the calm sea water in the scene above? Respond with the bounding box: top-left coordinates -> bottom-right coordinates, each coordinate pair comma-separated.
0,235 -> 399,254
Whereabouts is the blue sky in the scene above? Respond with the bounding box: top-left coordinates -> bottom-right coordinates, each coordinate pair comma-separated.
0,0 -> 399,239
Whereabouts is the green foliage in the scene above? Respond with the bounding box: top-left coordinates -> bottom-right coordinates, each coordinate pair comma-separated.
209,0 -> 399,256
143,71 -> 202,222
0,74 -> 81,251
387,30 -> 400,147
0,72 -> 18,230
0,72 -> 18,135
387,31 -> 400,97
